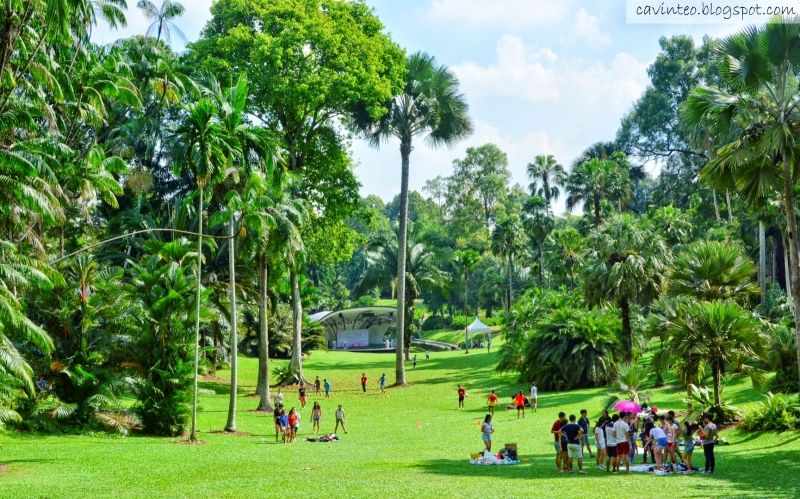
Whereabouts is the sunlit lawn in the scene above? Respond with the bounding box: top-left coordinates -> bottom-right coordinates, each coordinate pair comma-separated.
1,346 -> 798,498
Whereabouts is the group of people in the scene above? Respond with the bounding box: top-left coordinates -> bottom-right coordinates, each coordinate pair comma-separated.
552,407 -> 719,475
270,375 -> 347,444
474,383 -> 539,453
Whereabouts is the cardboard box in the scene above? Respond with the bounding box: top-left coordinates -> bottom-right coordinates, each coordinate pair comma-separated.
504,442 -> 517,451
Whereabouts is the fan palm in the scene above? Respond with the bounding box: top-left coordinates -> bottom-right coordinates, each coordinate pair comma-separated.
359,51 -> 472,385
583,214 -> 670,361
453,249 -> 480,315
137,0 -> 186,44
521,195 -> 552,285
566,158 -> 631,226
527,154 -> 566,215
545,228 -> 585,291
670,240 -> 759,303
491,215 -> 524,315
682,18 -> 800,385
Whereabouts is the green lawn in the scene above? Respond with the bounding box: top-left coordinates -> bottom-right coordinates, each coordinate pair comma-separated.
1,346 -> 799,498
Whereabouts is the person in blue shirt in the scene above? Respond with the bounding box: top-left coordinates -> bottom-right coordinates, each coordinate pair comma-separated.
560,414 -> 586,474
323,378 -> 331,399
379,373 -> 387,394
578,409 -> 594,458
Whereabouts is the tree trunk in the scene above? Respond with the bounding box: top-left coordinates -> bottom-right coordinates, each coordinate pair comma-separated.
290,268 -> 306,384
225,215 -> 238,432
712,191 -> 721,221
759,221 -> 767,305
255,255 -> 273,411
783,230 -> 791,293
725,190 -> 733,222
781,157 -> 800,388
190,186 -> 204,442
404,284 -> 414,361
593,196 -> 601,226
394,138 -> 411,386
463,273 -> 468,316
712,366 -> 722,407
506,252 -> 514,315
620,297 -> 632,363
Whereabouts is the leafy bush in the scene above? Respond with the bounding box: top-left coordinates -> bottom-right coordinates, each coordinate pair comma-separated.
353,294 -> 379,307
421,315 -> 451,331
741,392 -> 800,431
451,315 -> 471,329
685,384 -> 743,423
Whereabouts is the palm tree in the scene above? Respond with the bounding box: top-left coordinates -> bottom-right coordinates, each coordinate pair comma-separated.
583,214 -> 670,362
527,154 -> 566,215
682,19 -> 800,385
545,228 -> 584,290
664,300 -> 767,407
521,195 -> 552,285
137,0 -> 186,44
670,240 -> 759,303
360,51 -> 472,385
490,215 -> 524,315
565,158 -> 631,226
453,249 -> 480,315
173,98 -> 237,441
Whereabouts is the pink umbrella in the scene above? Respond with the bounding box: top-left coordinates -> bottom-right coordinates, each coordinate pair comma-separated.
613,400 -> 641,413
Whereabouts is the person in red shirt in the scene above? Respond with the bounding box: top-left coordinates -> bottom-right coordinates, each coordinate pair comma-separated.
487,390 -> 499,415
457,385 -> 466,409
552,412 -> 568,471
514,391 -> 526,419
360,373 -> 368,393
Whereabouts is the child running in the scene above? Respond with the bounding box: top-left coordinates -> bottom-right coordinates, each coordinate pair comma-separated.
311,402 -> 322,435
335,404 -> 347,433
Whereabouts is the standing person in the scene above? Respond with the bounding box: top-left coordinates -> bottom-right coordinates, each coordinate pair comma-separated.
274,388 -> 285,408
425,349 -> 430,360
665,415 -> 678,467
578,409 -> 593,458
311,402 -> 322,435
641,415 -> 655,464
299,385 -> 307,408
457,385 -> 467,409
334,404 -> 347,434
413,354 -> 417,369
481,414 -> 494,452
323,378 -> 331,399
487,390 -> 498,415
530,383 -> 538,412
627,412 -> 638,464
614,412 -> 631,472
379,373 -> 387,394
514,391 -> 526,419
314,376 -> 322,395
279,411 -> 290,443
605,416 -> 618,472
598,409 -> 610,427
682,421 -> 696,472
360,373 -> 368,394
700,413 -> 717,474
650,416 -> 668,474
551,412 -> 568,472
594,419 -> 606,469
273,404 -> 285,442
561,414 -> 586,474
287,408 -> 300,443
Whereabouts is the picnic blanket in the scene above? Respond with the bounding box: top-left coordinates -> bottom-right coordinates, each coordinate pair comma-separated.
469,451 -> 519,465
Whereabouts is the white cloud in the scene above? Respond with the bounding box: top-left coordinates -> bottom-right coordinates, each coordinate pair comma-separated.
570,8 -> 612,46
427,0 -> 574,28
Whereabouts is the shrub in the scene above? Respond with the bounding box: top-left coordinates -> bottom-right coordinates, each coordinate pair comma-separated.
741,392 -> 800,431
353,294 -> 378,308
421,315 -> 451,331
451,315 -> 471,329
685,384 -> 743,423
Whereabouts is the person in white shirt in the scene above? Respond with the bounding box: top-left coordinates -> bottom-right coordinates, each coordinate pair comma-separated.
604,416 -> 618,472
650,418 -> 668,474
613,411 -> 631,472
529,382 -> 538,412
594,419 -> 606,469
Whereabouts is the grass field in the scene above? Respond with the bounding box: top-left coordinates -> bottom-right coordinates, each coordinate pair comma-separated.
1,344 -> 799,498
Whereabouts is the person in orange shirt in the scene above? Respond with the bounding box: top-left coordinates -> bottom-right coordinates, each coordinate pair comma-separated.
514,391 -> 526,419
487,390 -> 499,415
457,385 -> 466,409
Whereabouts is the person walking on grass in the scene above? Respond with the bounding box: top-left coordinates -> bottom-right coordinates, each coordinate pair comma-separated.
314,376 -> 321,395
594,419 -> 606,469
457,385 -> 466,409
413,354 -> 417,369
530,382 -> 538,412
561,414 -> 586,474
605,415 -> 618,472
551,412 -> 568,472
279,411 -> 289,444
379,373 -> 387,394
514,391 -> 526,418
578,409 -> 593,458
481,413 -> 494,452
311,402 -> 322,435
425,349 -> 430,360
287,408 -> 300,443
487,390 -> 498,415
299,385 -> 307,408
335,404 -> 347,434
274,388 -> 285,408
323,378 -> 331,399
360,373 -> 368,394
273,404 -> 285,443
700,413 -> 717,474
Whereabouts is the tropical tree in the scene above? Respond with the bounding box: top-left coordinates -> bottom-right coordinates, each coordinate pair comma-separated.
682,19 -> 800,385
527,154 -> 566,215
566,158 -> 631,226
453,249 -> 480,315
137,0 -> 186,44
491,214 -> 524,315
583,214 -> 670,361
670,240 -> 759,303
545,228 -> 585,290
173,98 -> 237,441
521,195 -> 552,285
360,51 -> 472,385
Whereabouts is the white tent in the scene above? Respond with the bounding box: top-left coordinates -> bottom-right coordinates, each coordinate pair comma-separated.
464,317 -> 492,352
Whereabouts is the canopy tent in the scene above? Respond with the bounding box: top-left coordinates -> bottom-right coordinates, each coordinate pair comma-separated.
464,317 -> 492,353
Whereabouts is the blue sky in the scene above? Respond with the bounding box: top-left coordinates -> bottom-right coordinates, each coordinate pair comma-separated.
94,0 -> 752,211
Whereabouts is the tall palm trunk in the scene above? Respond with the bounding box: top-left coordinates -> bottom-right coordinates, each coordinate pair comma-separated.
712,365 -> 722,407
255,254 -> 272,411
506,252 -> 514,315
781,157 -> 800,387
224,215 -> 238,432
463,273 -> 468,316
190,185 -> 204,442
759,221 -> 767,305
725,190 -> 733,222
394,138 -> 411,386
712,191 -> 721,220
290,268 -> 306,384
620,297 -> 632,363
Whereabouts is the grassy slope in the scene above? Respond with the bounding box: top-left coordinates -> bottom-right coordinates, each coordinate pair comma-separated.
1,347 -> 799,498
